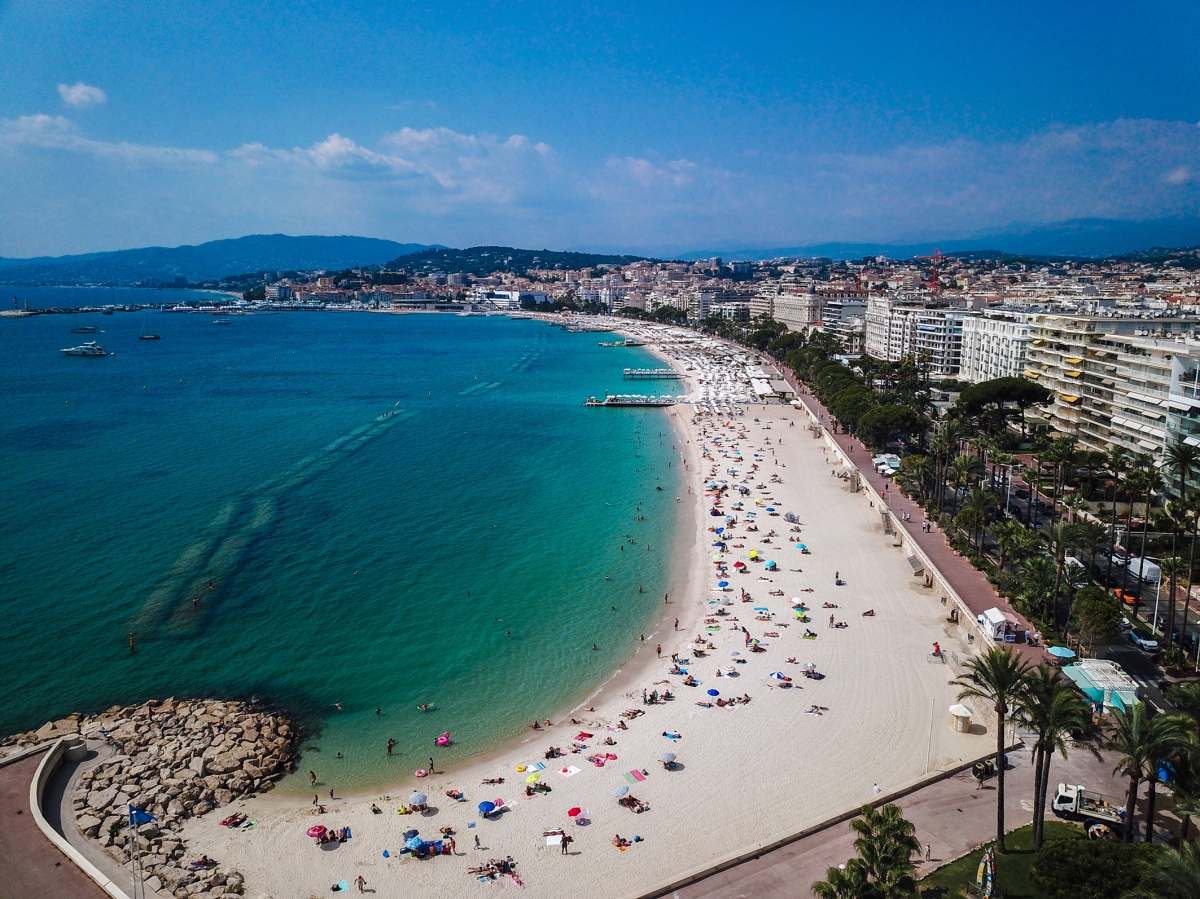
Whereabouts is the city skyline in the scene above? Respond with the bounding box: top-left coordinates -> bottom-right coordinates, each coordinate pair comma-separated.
2,1 -> 1199,257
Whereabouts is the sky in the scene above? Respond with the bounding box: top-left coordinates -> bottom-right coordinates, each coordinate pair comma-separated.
2,0 -> 1199,257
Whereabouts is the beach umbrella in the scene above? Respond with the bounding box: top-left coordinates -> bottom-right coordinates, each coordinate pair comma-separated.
404,829 -> 420,840
711,554 -> 724,563
801,662 -> 816,671
754,606 -> 769,611
795,543 -> 806,549
690,643 -> 707,651
409,792 -> 427,806
612,786 -> 630,798
1047,645 -> 1076,659
707,689 -> 720,696
406,836 -> 424,850
717,580 -> 729,588
478,801 -> 496,815
567,807 -> 581,817
307,825 -> 327,838
733,561 -> 746,569
715,527 -> 724,534
525,773 -> 540,783
659,752 -> 676,764
722,664 -> 736,673
769,671 -> 787,679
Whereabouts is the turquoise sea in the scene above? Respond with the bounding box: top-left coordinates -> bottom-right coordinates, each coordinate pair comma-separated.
0,308 -> 683,790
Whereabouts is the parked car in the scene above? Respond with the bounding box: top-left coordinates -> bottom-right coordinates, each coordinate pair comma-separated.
1129,628 -> 1159,652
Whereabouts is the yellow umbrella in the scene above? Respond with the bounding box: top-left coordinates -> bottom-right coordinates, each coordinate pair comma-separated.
525,773 -> 540,783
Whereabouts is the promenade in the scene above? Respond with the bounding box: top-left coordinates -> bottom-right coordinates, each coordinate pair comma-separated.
777,362 -> 1050,669
0,749 -> 108,899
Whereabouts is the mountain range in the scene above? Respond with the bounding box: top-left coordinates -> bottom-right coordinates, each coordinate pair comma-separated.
0,235 -> 433,284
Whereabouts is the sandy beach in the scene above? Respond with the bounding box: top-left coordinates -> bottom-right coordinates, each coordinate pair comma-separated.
182,326 -> 990,899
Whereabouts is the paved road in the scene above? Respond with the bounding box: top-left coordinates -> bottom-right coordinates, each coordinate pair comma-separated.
668,736 -> 1126,899
0,749 -> 109,899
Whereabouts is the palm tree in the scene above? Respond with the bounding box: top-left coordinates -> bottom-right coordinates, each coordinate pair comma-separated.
1029,434 -> 1051,530
1120,465 -> 1152,606
850,803 -> 921,896
992,451 -> 1016,508
992,519 -> 1024,573
1042,520 -> 1084,626
1017,555 -> 1057,618
1178,492 -> 1200,656
1126,842 -> 1200,899
1061,491 -> 1087,523
1044,436 -> 1078,525
929,422 -> 961,515
1078,519 -> 1110,579
1014,664 -> 1093,849
1166,682 -> 1200,738
954,648 -> 1032,852
949,454 -> 982,516
958,486 -> 999,551
1105,704 -> 1192,842
1106,445 -> 1130,547
1160,499 -> 1191,644
812,803 -> 920,899
1165,441 -> 1200,503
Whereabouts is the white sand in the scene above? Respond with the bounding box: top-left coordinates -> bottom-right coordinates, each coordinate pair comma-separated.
184,332 -> 988,899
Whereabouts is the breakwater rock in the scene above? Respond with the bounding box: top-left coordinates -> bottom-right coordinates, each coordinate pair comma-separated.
63,698 -> 297,899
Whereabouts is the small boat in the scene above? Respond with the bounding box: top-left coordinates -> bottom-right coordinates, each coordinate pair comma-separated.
139,318 -> 161,340
70,326 -> 96,334
61,341 -> 112,356
213,318 -> 231,325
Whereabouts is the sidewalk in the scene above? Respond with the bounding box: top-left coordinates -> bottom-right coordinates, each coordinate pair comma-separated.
668,736 -> 1123,899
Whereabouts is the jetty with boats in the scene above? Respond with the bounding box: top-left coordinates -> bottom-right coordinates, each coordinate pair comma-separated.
584,394 -> 676,407
623,367 -> 681,380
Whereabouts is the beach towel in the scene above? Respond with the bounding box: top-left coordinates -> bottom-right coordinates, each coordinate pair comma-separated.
531,762 -> 546,771
574,732 -> 593,741
335,880 -> 349,892
546,834 -> 563,846
622,772 -> 637,784
559,765 -> 582,778
631,770 -> 646,782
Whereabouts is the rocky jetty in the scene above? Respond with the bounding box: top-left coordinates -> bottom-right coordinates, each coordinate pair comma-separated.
56,698 -> 296,899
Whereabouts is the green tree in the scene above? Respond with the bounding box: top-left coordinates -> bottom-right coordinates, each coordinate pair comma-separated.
855,405 -> 927,452
1072,585 -> 1123,651
1042,521 -> 1085,627
1105,704 -> 1192,842
957,485 -> 1000,551
954,376 -> 1052,437
811,803 -> 920,899
1017,555 -> 1057,618
1125,842 -> 1200,899
1032,839 -> 1159,899
1164,441 -> 1200,502
1106,446 -> 1131,548
954,648 -> 1032,852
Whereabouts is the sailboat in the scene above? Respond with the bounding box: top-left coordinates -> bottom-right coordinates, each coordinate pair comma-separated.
139,316 -> 161,340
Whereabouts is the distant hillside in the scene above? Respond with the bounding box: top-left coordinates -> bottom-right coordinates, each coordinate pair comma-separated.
0,235 -> 434,284
678,217 -> 1200,262
386,246 -> 655,276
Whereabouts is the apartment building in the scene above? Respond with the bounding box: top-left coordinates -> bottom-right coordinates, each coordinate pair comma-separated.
822,299 -> 867,354
1023,314 -> 1200,494
864,296 -> 965,375
959,310 -> 1037,383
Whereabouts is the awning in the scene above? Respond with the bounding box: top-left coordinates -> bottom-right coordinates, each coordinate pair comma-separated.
1031,339 -> 1045,346
1024,369 -> 1041,378
1066,371 -> 1082,378
1065,357 -> 1082,364
1138,439 -> 1159,450
906,555 -> 924,575
1102,378 -> 1115,386
1059,394 -> 1080,403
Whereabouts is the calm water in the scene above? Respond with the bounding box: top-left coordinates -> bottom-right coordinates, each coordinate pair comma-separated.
0,310 -> 682,790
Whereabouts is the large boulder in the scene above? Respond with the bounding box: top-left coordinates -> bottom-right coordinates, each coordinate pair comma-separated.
87,787 -> 118,811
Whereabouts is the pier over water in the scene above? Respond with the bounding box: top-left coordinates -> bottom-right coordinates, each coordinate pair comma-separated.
623,368 -> 681,380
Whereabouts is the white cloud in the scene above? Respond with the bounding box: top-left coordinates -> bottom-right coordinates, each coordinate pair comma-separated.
57,82 -> 107,108
0,114 -> 217,166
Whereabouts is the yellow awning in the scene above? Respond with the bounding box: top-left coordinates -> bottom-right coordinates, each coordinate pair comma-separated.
1024,369 -> 1040,378
1065,357 -> 1082,364
1059,394 -> 1080,403
1066,370 -> 1082,378
1031,339 -> 1045,346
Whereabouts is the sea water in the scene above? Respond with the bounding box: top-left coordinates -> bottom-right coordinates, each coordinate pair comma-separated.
0,310 -> 683,790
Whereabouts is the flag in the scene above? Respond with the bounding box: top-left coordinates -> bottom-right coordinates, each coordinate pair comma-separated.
129,805 -> 156,826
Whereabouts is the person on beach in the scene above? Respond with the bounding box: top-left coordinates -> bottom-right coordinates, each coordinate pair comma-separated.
309,770 -> 317,786
386,738 -> 396,756
674,618 -> 679,630
561,833 -> 572,855
312,794 -> 318,806
355,875 -> 366,893
656,644 -> 661,657
475,834 -> 481,850
429,756 -> 436,774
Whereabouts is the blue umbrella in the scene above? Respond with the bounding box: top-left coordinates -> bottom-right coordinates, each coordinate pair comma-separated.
612,786 -> 630,798
1047,645 -> 1076,659
406,836 -> 423,850
707,689 -> 720,696
478,801 -> 496,815
717,580 -> 729,587
403,829 -> 420,840
795,543 -> 806,549
715,527 -> 724,534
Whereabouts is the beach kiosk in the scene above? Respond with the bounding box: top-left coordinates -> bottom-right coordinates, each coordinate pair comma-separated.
976,607 -> 1019,643
949,704 -> 972,733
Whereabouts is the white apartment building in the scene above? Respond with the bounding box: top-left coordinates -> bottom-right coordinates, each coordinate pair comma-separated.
864,295 -> 965,375
959,310 -> 1037,383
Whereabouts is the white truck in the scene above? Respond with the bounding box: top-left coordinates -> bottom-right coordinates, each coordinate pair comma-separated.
1051,783 -> 1126,826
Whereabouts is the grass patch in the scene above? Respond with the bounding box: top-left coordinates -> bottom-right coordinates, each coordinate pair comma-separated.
918,822 -> 1084,899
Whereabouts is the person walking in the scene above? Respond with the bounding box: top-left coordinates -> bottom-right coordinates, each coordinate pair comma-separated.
355,875 -> 367,893
924,843 -> 932,862
674,618 -> 679,630
656,644 -> 661,657
428,756 -> 435,774
309,770 -> 317,786
561,833 -> 572,855
386,738 -> 396,756
475,834 -> 482,850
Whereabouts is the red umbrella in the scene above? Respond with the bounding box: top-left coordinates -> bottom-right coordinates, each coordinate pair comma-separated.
307,825 -> 327,838
567,807 -> 581,817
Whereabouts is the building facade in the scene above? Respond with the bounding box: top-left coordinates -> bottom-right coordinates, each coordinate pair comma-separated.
960,310 -> 1036,383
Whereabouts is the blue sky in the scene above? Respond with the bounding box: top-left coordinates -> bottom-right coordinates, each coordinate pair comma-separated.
2,0 -> 1199,256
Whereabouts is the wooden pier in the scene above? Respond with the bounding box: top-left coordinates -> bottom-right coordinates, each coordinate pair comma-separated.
623,368 -> 681,380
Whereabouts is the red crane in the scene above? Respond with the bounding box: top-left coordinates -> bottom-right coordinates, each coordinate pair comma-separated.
916,248 -> 947,295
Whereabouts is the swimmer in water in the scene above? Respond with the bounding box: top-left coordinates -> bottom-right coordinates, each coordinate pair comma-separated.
334,703 -> 343,711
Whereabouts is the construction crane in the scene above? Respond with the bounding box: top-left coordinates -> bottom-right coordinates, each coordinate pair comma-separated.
916,248 -> 947,295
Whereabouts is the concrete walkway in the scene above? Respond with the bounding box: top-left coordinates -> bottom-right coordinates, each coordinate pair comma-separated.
0,749 -> 109,899
667,734 -> 1124,899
